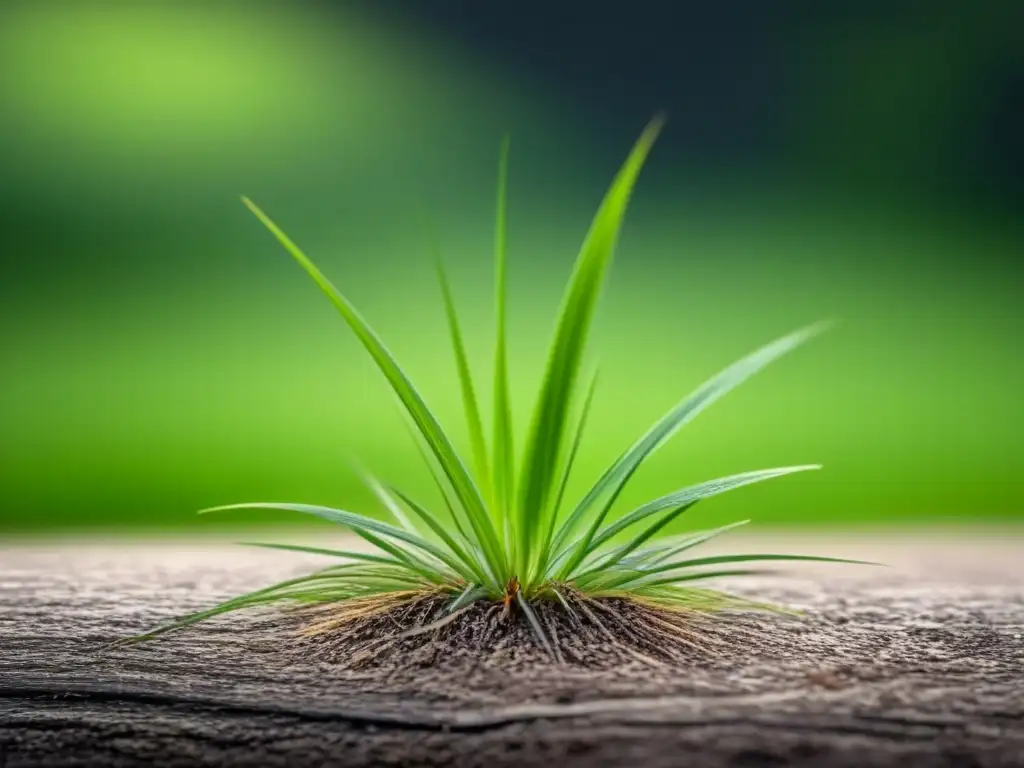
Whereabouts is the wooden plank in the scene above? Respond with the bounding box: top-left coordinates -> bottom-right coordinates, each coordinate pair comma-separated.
1,534 -> 1022,767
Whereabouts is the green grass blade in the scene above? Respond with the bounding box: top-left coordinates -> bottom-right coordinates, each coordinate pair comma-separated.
237,542 -> 407,567
593,568 -> 776,594
275,568 -> 430,589
628,584 -> 785,614
200,502 -> 471,581
614,554 -> 875,591
241,198 -> 505,577
574,518 -> 747,573
633,520 -> 751,567
388,485 -> 499,591
532,368 -> 599,581
643,552 -> 876,575
448,583 -> 486,612
394,402 -> 474,545
349,460 -> 418,534
119,592 -> 290,644
570,502 -> 698,582
557,465 -> 820,578
362,477 -> 486,583
436,257 -> 491,497
550,322 -> 830,556
392,406 -> 497,587
347,527 -> 452,583
119,568 -> 383,644
516,117 -> 664,577
492,134 -> 515,541
541,537 -> 578,578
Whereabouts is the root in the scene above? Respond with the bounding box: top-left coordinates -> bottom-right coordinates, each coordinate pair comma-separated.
298,590 -> 432,637
282,584 -> 772,669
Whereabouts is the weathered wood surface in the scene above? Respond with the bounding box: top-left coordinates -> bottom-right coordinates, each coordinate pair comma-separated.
1,532 -> 1023,767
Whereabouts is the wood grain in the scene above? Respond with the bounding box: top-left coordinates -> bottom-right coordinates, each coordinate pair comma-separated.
2,533 -> 1022,767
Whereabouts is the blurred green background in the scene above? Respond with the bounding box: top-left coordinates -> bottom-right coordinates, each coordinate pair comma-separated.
1,0 -> 1021,536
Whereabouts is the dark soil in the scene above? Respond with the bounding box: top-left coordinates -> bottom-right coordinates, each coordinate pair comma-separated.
1,535 -> 1022,767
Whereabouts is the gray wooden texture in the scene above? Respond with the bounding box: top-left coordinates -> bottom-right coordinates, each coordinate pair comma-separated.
1,532 -> 1022,766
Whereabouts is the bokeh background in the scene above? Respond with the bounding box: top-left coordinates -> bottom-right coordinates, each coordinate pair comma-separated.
1,0 -> 1021,537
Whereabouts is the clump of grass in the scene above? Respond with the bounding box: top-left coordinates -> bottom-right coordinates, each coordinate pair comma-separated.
129,117 -> 868,651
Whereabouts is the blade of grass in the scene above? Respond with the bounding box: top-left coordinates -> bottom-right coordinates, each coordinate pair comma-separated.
393,401 -> 473,545
346,527 -> 452,583
592,568 -> 776,594
573,514 -> 724,572
448,583 -> 487,613
570,502 -> 699,583
118,568 -> 388,644
492,134 -> 515,544
516,116 -> 665,577
200,502 -> 473,582
614,554 -> 873,591
550,322 -> 830,558
629,585 -> 785,614
388,485 -> 499,590
606,561 -> 872,593
349,459 -> 418,535
642,520 -> 752,566
367,479 -> 488,585
531,368 -> 599,582
241,198 -> 505,578
274,566 -> 431,588
557,465 -> 820,578
636,551 -> 877,577
616,519 -> 751,569
436,257 -> 491,497
391,404 -> 497,588
237,542 -> 407,567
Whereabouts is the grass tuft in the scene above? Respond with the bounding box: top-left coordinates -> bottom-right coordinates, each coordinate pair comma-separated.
126,117 -> 872,652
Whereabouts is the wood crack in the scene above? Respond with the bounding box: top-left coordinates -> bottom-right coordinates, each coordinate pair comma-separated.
0,684 -> 1009,739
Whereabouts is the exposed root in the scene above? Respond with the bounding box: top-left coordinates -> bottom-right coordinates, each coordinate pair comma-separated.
282,585 -> 777,670
297,589 -> 432,637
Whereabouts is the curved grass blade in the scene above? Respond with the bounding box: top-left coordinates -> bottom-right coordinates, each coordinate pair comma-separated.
394,401 -> 473,545
346,527 -> 452,584
557,465 -> 820,578
117,568 -> 388,645
530,367 -> 599,582
629,519 -> 751,567
601,554 -> 875,592
550,322 -> 830,558
436,257 -> 491,496
388,485 -> 499,591
593,568 -> 776,595
349,459 -> 418,535
492,134 -> 515,539
570,501 -> 698,583
278,567 -> 432,589
200,502 -> 473,582
361,476 -> 481,582
629,584 -> 786,614
574,517 -> 745,573
516,116 -> 665,577
448,583 -> 487,613
237,542 -> 407,567
241,198 -> 505,578
390,403 -> 496,585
